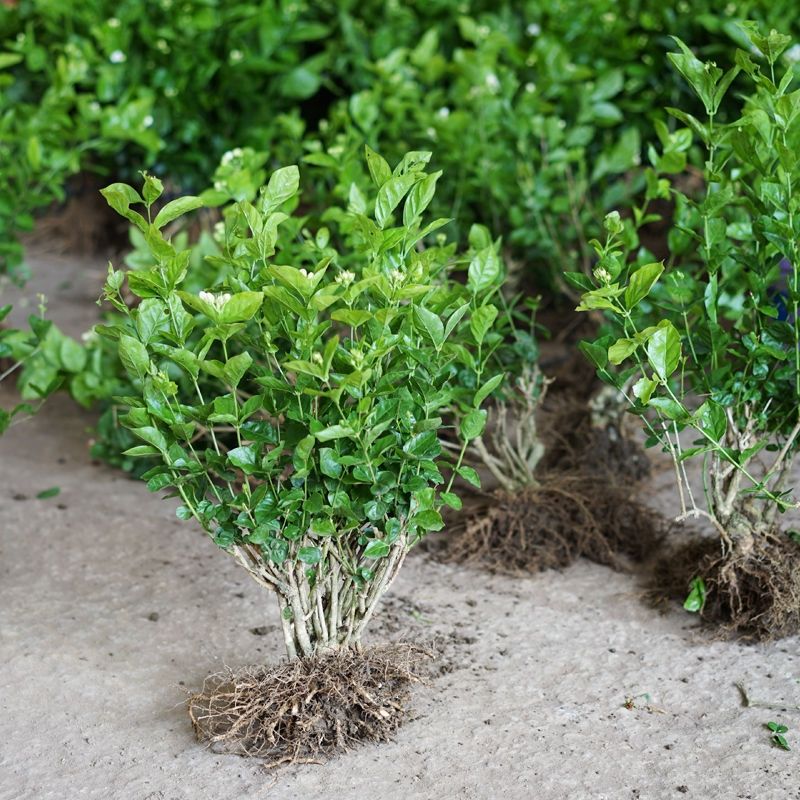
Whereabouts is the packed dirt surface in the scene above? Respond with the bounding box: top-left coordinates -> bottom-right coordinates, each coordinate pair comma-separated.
1,248 -> 799,800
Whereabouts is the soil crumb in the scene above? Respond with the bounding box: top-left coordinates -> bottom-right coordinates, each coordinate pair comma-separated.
651,531 -> 800,640
188,643 -> 428,767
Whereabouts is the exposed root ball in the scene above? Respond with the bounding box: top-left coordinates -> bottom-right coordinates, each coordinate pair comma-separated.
188,643 -> 428,767
541,397 -> 650,483
652,532 -> 800,640
443,479 -> 662,575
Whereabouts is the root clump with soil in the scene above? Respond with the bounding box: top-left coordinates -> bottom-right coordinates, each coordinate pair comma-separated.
445,476 -> 662,575
652,531 -> 800,640
189,643 -> 428,767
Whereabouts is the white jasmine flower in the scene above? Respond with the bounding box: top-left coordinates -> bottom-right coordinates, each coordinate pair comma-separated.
786,44 -> 800,64
526,23 -> 541,36
109,50 -> 126,64
311,352 -> 324,365
108,17 -> 121,28
199,291 -> 231,311
437,106 -> 450,119
229,49 -> 244,63
156,39 -> 170,53
221,147 -> 244,166
213,221 -> 226,240
143,115 -> 154,128
389,269 -> 404,285
485,72 -> 501,92
299,268 -> 310,278
593,267 -> 612,285
525,82 -> 536,93
335,270 -> 355,286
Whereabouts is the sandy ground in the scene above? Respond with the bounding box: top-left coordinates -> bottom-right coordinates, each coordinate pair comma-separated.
1,248 -> 799,800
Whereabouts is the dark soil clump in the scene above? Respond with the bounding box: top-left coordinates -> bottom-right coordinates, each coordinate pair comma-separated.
539,349 -> 650,483
442,478 -> 663,576
651,531 -> 800,640
188,643 -> 428,767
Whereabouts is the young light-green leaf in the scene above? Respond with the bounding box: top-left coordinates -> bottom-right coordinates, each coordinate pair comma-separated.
625,262 -> 664,308
646,322 -> 681,381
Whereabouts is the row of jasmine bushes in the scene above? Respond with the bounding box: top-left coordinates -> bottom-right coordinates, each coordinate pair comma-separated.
2,8 -> 800,764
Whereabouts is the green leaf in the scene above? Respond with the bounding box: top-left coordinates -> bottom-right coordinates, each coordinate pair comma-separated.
331,309 -> 372,328
319,447 -> 342,479
469,304 -> 498,345
632,377 -> 658,404
411,509 -> 444,531
224,352 -> 253,388
648,396 -> 686,420
460,409 -> 487,441
132,426 -> 168,453
298,546 -> 322,565
467,246 -> 501,293
293,435 -> 315,472
403,430 -> 441,459
608,338 -> 638,365
413,306 -> 444,348
100,183 -> 147,232
141,172 -> 164,206
668,37 -> 719,114
262,166 -> 300,213
316,425 -> 356,441
364,539 -> 390,559
122,445 -> 160,457
365,145 -> 392,187
625,262 -> 664,308
228,445 -> 258,474
696,400 -> 726,442
153,196 -> 203,228
403,170 -> 441,225
457,465 -> 481,487
474,374 -> 504,407
443,303 -> 469,342
310,518 -> 336,536
579,340 -> 608,370
36,487 -> 60,500
683,577 -> 706,613
375,172 -> 419,228
220,292 -> 263,323
646,322 -> 681,381
440,491 -> 462,511
59,337 -> 86,373
118,335 -> 149,380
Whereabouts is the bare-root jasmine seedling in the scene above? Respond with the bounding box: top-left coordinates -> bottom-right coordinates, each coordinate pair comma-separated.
98,148 -> 504,762
575,24 -> 800,639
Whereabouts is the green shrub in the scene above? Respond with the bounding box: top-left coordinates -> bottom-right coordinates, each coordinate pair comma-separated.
98,151 -> 505,656
576,26 -> 800,585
